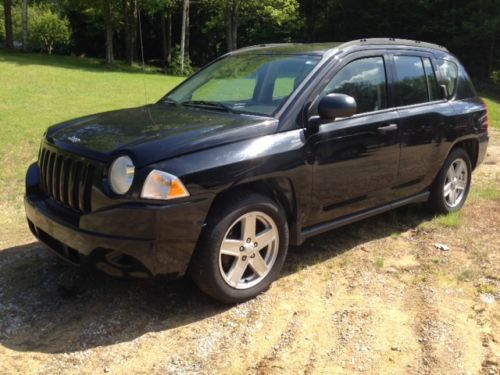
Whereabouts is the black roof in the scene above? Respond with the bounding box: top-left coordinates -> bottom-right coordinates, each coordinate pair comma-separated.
232,38 -> 448,55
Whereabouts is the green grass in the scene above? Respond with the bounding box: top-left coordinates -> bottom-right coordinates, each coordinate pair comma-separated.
434,211 -> 463,228
0,51 -> 184,211
479,84 -> 500,130
470,185 -> 500,201
374,256 -> 385,269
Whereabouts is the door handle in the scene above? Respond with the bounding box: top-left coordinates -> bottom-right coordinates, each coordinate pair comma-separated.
377,124 -> 398,133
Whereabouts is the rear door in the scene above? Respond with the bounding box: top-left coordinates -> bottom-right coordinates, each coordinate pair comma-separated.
306,54 -> 401,225
390,53 -> 455,198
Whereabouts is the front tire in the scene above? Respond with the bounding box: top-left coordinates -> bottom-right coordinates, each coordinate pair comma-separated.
190,193 -> 289,304
429,147 -> 472,214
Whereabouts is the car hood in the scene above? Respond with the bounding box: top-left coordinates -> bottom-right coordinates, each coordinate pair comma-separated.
46,103 -> 278,167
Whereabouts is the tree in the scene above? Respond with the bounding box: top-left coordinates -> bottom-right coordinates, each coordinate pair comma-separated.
103,0 -> 114,64
3,0 -> 13,48
122,0 -> 137,65
141,0 -> 176,69
180,0 -> 189,74
21,0 -> 28,50
224,0 -> 240,51
30,7 -> 71,54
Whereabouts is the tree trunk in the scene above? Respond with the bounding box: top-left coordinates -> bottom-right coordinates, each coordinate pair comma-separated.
123,0 -> 131,64
166,10 -> 172,65
130,0 -> 137,63
122,0 -> 137,65
21,0 -> 28,51
225,0 -> 240,51
225,9 -> 232,51
3,0 -> 14,49
160,11 -> 167,69
180,0 -> 189,74
185,1 -> 190,61
104,0 -> 114,64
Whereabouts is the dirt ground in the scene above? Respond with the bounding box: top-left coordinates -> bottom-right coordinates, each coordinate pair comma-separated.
0,133 -> 499,375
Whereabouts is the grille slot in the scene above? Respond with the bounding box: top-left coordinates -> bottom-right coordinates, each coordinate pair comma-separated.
39,147 -> 95,213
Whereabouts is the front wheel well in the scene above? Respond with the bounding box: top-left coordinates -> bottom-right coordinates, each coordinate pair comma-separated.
205,179 -> 299,242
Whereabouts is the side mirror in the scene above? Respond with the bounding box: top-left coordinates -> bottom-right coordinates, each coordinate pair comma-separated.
318,93 -> 357,120
307,93 -> 357,130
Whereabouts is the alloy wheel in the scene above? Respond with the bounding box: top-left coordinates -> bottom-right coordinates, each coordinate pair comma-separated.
443,158 -> 468,208
218,211 -> 279,289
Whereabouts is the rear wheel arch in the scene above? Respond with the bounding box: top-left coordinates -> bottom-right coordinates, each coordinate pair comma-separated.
449,138 -> 479,170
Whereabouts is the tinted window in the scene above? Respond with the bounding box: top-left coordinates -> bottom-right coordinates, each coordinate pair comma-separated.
323,57 -> 387,114
456,69 -> 477,99
167,54 -> 320,116
436,59 -> 458,98
394,55 -> 428,106
422,58 -> 439,101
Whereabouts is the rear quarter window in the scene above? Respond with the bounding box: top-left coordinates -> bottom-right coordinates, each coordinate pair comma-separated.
456,68 -> 477,99
436,59 -> 458,99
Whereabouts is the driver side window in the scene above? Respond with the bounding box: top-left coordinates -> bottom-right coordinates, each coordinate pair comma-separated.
322,57 -> 388,115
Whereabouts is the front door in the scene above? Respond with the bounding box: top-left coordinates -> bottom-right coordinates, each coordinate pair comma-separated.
307,55 -> 401,225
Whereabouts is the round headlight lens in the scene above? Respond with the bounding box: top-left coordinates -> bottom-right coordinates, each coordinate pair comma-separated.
109,155 -> 135,195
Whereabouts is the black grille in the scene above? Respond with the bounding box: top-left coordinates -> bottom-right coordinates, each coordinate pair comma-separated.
39,147 -> 95,213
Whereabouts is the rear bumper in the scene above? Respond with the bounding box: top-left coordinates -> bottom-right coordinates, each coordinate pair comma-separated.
25,163 -> 210,278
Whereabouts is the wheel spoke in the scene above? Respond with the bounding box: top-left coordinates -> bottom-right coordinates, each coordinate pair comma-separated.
228,259 -> 248,286
221,239 -> 243,256
443,182 -> 452,197
241,213 -> 256,241
456,180 -> 466,191
456,162 -> 466,177
255,228 -> 276,250
249,252 -> 268,276
449,188 -> 456,205
446,166 -> 455,181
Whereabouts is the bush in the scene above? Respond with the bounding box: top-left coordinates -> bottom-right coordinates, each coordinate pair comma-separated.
29,7 -> 71,54
166,45 -> 194,76
491,71 -> 500,85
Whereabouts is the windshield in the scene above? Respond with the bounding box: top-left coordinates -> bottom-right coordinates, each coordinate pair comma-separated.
165,53 -> 321,116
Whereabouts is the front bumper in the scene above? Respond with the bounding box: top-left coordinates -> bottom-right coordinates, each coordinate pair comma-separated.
25,163 -> 210,278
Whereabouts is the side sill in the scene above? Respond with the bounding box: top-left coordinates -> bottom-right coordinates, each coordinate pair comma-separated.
299,191 -> 430,243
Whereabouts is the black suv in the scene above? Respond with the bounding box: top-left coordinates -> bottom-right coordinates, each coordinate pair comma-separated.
25,38 -> 489,303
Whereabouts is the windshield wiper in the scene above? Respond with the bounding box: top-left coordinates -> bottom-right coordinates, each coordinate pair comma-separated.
182,100 -> 234,113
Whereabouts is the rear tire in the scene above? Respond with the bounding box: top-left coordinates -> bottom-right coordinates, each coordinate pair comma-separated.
429,148 -> 472,214
190,192 -> 289,304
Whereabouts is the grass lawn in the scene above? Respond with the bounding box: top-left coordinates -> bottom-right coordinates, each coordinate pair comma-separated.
0,51 -> 184,239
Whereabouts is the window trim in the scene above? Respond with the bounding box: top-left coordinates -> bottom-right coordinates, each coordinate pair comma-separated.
306,53 -> 391,121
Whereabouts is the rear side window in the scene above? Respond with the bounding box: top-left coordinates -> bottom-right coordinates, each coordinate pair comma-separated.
393,55 -> 428,106
436,59 -> 458,98
422,58 -> 439,101
322,56 -> 387,114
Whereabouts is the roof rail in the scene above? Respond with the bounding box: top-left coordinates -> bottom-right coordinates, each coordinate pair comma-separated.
346,38 -> 448,51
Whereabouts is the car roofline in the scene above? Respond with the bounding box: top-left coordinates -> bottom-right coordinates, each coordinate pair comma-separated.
227,38 -> 449,56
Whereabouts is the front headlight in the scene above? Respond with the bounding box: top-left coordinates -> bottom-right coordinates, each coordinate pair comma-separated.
109,155 -> 135,195
141,170 -> 190,200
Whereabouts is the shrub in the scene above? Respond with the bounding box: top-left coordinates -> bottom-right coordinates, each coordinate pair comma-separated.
29,7 -> 71,54
166,45 -> 194,76
491,70 -> 500,84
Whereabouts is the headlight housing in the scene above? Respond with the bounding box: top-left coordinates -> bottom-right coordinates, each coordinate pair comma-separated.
141,170 -> 189,200
109,155 -> 135,195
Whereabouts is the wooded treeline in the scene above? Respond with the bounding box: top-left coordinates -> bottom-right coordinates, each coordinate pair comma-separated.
2,0 -> 499,80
